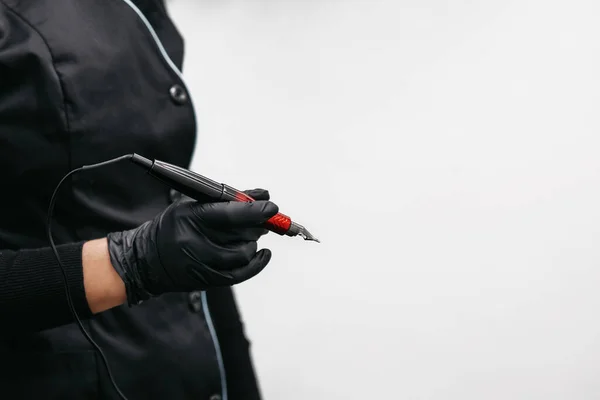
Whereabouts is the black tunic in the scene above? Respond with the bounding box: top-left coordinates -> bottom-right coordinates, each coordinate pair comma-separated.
0,0 -> 261,398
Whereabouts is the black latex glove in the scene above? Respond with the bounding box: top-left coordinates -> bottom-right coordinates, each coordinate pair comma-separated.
106,189 -> 278,305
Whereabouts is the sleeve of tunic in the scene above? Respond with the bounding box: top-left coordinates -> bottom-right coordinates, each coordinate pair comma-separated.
0,242 -> 93,335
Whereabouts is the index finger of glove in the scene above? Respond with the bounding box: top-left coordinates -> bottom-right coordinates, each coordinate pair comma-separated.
243,188 -> 270,201
192,200 -> 279,228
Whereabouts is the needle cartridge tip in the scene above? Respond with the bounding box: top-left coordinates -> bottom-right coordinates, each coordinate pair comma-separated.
288,222 -> 320,243
301,228 -> 320,243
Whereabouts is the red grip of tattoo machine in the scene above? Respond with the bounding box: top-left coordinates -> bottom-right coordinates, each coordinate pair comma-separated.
233,190 -> 293,235
130,154 -> 319,242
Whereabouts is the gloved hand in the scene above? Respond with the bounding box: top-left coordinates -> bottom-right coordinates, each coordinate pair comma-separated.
106,189 -> 278,305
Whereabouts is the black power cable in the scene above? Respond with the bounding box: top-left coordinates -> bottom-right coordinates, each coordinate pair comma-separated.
46,154 -> 133,400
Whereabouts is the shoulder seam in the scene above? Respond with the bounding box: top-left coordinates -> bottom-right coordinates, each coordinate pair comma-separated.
0,0 -> 73,171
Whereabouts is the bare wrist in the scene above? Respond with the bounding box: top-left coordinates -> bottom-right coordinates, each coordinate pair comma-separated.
82,238 -> 127,314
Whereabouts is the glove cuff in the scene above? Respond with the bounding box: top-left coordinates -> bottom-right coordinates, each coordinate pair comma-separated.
106,229 -> 154,306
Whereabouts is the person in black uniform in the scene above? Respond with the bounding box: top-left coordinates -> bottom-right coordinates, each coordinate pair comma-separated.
0,0 -> 275,399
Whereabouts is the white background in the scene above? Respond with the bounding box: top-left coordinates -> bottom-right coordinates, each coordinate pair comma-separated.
168,1 -> 600,399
